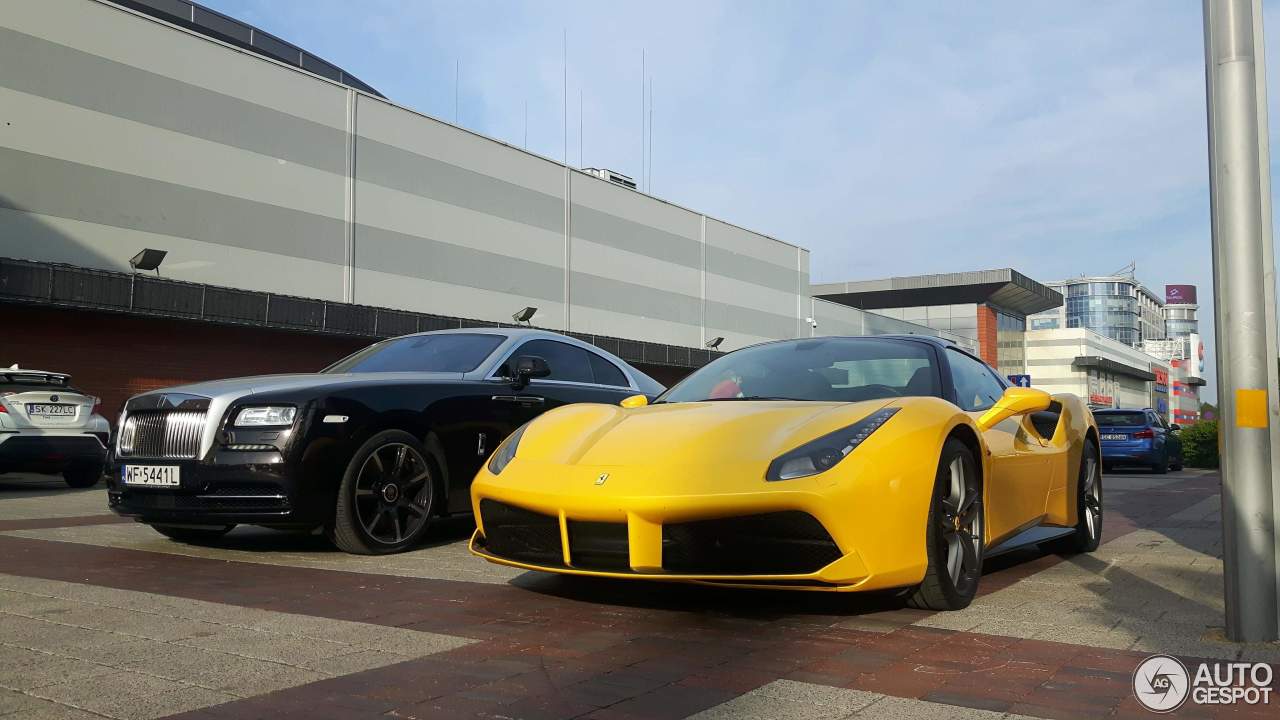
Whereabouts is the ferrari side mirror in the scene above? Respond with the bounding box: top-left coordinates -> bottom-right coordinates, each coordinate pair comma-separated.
976,387 -> 1053,431
621,394 -> 649,408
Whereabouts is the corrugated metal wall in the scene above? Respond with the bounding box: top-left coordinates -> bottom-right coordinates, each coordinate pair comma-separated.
0,0 -> 808,349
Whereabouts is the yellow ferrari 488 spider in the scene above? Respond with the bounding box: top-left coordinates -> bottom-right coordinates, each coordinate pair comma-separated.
470,335 -> 1101,610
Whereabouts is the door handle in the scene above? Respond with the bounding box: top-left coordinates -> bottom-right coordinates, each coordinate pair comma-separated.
491,395 -> 545,406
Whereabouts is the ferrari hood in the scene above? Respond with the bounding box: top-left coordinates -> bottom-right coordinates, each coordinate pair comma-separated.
518,398 -> 895,469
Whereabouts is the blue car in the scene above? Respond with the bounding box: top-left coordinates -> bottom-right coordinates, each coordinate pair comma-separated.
1095,408 -> 1183,474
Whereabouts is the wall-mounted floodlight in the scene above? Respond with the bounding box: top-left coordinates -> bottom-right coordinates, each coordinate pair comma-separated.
706,337 -> 724,350
512,306 -> 537,326
129,248 -> 167,275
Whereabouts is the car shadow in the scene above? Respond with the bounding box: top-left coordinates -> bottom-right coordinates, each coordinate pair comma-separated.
173,513 -> 479,554
506,522 -> 1149,619
509,570 -> 916,619
0,473 -> 104,498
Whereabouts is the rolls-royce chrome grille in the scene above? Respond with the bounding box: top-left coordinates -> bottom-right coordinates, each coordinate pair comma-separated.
117,411 -> 206,459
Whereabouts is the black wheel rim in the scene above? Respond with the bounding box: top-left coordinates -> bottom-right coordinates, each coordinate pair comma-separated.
941,454 -> 982,591
1082,453 -> 1102,540
353,442 -> 433,545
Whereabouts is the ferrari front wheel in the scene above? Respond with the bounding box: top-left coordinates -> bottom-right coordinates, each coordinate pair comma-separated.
907,438 -> 983,611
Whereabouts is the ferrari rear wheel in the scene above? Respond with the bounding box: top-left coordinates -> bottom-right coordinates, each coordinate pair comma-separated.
907,438 -> 983,611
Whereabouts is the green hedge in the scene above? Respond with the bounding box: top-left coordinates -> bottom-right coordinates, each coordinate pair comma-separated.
1181,420 -> 1220,469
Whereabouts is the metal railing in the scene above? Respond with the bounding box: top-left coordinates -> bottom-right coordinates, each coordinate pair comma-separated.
0,257 -> 716,369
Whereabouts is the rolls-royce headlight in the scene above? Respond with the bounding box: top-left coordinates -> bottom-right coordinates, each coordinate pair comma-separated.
487,422 -> 530,475
766,408 -> 900,481
234,406 -> 297,427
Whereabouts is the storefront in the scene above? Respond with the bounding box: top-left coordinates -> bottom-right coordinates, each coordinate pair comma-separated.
1009,328 -> 1171,415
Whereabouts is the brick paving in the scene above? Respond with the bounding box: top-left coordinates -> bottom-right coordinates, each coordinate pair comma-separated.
0,468 -> 1276,719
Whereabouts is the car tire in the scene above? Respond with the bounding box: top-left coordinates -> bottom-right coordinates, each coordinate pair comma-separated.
1170,461 -> 1183,472
328,430 -> 438,555
62,462 -> 103,488
1047,439 -> 1103,555
1151,457 -> 1168,475
151,524 -> 235,544
906,438 -> 983,611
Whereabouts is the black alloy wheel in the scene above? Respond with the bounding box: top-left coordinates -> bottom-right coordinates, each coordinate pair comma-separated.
330,430 -> 436,555
907,438 -> 983,611
1047,439 -> 1103,554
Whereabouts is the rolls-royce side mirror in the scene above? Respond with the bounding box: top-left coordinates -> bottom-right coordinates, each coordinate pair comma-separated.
1169,423 -> 1181,432
620,394 -> 649,408
512,355 -> 551,388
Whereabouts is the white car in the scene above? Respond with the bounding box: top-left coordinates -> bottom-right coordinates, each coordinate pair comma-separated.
0,365 -> 110,487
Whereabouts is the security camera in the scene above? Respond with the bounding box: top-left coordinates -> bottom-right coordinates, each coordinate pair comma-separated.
806,317 -> 818,329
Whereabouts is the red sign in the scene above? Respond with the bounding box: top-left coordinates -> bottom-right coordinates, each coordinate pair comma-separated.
1089,393 -> 1114,406
1154,368 -> 1169,385
1165,284 -> 1197,304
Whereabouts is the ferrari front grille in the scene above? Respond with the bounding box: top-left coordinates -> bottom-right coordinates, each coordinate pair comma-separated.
662,511 -> 841,575
566,520 -> 629,571
478,500 -> 563,566
117,411 -> 206,459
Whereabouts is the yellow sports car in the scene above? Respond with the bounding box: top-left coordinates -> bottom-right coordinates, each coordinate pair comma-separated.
470,335 -> 1101,610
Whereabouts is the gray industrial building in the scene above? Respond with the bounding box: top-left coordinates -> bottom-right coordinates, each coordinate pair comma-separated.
0,0 -> 973,410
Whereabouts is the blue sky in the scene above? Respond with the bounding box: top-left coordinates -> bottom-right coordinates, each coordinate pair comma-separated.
201,0 -> 1280,403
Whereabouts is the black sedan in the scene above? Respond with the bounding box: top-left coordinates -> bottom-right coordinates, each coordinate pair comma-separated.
106,329 -> 664,554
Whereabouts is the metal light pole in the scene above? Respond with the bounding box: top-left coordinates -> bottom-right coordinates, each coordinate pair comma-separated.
1203,0 -> 1280,642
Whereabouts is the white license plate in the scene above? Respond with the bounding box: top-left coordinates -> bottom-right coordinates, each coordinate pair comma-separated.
1101,434 -> 1127,441
27,403 -> 76,417
122,465 -> 180,487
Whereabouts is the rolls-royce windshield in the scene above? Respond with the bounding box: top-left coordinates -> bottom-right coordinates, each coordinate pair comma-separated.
323,333 -> 506,374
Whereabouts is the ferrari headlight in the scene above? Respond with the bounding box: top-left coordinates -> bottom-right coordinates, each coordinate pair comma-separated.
766,408 -> 900,481
487,422 -> 530,475
233,406 -> 296,427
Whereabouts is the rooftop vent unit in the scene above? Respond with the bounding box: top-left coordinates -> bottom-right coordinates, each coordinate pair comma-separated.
582,168 -> 637,190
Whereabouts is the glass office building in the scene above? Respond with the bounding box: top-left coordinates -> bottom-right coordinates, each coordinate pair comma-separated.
1027,276 -> 1165,347
1161,286 -> 1199,350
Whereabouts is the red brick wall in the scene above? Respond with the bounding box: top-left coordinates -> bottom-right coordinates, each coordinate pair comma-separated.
975,304 -> 999,366
0,305 -> 697,417
630,363 -> 690,389
0,305 -> 366,417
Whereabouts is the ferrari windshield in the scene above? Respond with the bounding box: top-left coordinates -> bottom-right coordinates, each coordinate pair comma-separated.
660,337 -> 941,403
323,333 -> 506,374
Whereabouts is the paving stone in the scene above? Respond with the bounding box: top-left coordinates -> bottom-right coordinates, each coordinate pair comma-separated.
0,645 -> 115,690
0,691 -> 105,720
0,469 -> 1252,720
28,668 -> 192,717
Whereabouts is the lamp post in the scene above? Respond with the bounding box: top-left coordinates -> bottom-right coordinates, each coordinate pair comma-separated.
1202,0 -> 1280,642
